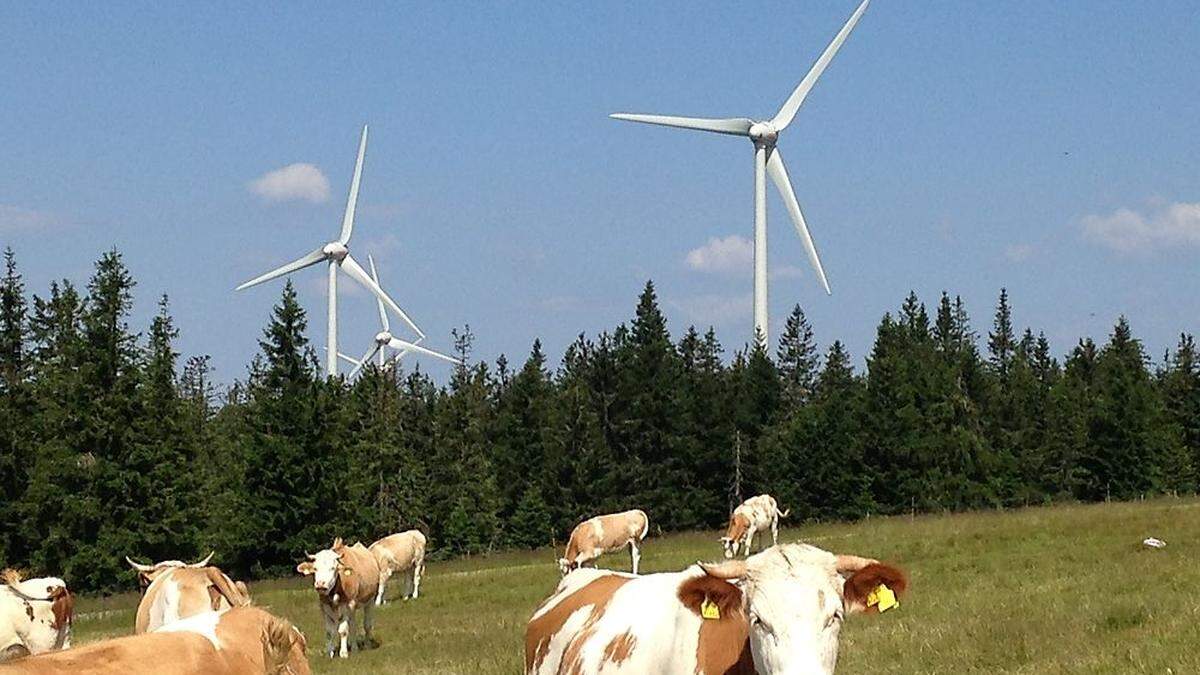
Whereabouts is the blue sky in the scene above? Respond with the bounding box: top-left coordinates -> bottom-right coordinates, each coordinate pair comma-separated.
2,1 -> 1198,384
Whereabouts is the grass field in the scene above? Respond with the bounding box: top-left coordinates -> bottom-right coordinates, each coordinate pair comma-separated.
69,498 -> 1200,674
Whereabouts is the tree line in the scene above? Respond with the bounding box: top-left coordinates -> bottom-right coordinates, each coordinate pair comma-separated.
1,247 -> 1197,593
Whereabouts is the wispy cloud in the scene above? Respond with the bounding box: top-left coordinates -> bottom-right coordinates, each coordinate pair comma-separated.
1004,243 -> 1035,262
685,235 -> 753,274
0,205 -> 58,233
670,292 -> 751,328
1081,201 -> 1200,252
248,163 -> 330,203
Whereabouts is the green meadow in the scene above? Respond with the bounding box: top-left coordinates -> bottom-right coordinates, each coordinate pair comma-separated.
69,498 -> 1200,674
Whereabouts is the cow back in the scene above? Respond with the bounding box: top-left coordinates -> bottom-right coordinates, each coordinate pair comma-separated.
335,543 -> 381,605
135,567 -> 248,634
370,531 -> 426,571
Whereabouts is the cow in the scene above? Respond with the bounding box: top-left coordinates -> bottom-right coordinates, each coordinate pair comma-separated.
721,494 -> 789,559
0,606 -> 310,675
558,510 -> 649,577
526,543 -> 907,675
125,553 -> 250,634
0,570 -> 73,663
368,530 -> 426,605
296,537 -> 381,659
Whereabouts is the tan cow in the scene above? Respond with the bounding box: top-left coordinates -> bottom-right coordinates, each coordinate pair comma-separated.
125,553 -> 250,634
558,509 -> 649,576
526,543 -> 908,675
296,537 -> 380,659
721,494 -> 789,559
369,530 -> 426,605
0,606 -> 310,675
0,570 -> 73,662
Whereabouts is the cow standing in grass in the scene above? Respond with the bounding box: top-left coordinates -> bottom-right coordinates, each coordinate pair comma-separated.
558,510 -> 649,576
721,494 -> 788,559
369,530 -> 426,604
0,570 -> 73,662
297,537 -> 380,659
526,543 -> 907,675
125,552 -> 251,633
0,606 -> 310,675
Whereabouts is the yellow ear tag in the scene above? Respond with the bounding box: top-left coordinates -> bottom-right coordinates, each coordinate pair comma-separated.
342,568 -> 353,577
866,584 -> 898,613
700,598 -> 721,620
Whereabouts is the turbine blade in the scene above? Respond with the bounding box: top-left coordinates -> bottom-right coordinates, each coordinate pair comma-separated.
770,0 -> 871,131
235,247 -> 326,291
765,148 -> 831,295
350,344 -> 381,378
387,338 -> 461,365
339,254 -> 425,338
609,114 -> 753,137
338,125 -> 369,244
367,254 -> 390,332
337,352 -> 362,366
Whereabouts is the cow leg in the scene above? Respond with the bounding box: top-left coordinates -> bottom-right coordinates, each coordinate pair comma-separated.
629,540 -> 641,575
771,516 -> 779,546
411,559 -> 423,599
337,607 -> 351,658
376,567 -> 390,606
1,644 -> 31,661
363,601 -> 377,648
321,605 -> 338,658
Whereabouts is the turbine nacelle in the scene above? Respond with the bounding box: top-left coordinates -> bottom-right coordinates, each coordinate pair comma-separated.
322,241 -> 349,261
374,330 -> 392,345
748,122 -> 779,145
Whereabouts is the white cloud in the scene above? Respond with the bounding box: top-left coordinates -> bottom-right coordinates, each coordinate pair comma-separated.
1081,201 -> 1200,252
685,235 -> 754,273
248,163 -> 330,203
1004,243 -> 1035,262
0,205 -> 57,233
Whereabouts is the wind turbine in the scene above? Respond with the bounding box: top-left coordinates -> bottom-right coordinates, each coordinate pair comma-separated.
611,0 -> 870,345
344,255 -> 461,378
236,125 -> 424,376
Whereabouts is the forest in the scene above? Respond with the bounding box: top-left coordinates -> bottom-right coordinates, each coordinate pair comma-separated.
0,246 -> 1197,593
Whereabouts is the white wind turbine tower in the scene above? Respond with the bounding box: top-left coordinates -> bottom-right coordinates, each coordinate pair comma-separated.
611,0 -> 871,345
342,255 -> 461,378
236,125 -> 424,377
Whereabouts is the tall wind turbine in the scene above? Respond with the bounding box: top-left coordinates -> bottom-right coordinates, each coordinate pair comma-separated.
611,0 -> 870,345
236,125 -> 424,376
344,255 -> 460,378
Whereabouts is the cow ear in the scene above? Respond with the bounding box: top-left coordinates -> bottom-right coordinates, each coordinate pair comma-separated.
332,537 -> 344,550
296,562 -> 315,576
842,563 -> 907,614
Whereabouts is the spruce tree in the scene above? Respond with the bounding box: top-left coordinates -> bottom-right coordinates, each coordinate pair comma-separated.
0,248 -> 30,563
776,304 -> 819,411
1162,334 -> 1200,489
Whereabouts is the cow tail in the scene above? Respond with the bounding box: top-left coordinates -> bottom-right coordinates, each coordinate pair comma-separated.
779,507 -> 791,519
205,567 -> 251,608
261,616 -> 302,675
638,511 -> 650,541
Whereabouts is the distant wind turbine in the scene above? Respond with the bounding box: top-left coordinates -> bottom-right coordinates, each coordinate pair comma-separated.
235,125 -> 424,377
611,0 -> 871,344
343,255 -> 460,378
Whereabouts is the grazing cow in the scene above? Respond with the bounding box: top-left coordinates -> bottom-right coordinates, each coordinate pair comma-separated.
0,570 -> 73,662
558,510 -> 649,577
721,494 -> 789,559
125,553 -> 250,634
526,543 -> 907,675
0,606 -> 310,675
296,537 -> 380,659
369,530 -> 426,605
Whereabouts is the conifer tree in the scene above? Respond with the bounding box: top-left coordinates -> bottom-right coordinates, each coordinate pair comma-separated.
1162,334 -> 1200,488
0,248 -> 30,563
776,304 -> 819,411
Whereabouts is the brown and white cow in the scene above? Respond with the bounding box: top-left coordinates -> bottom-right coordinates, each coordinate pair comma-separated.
125,553 -> 250,634
526,543 -> 907,675
369,530 -> 426,605
722,494 -> 789,559
558,510 -> 649,576
0,570 -> 73,662
0,606 -> 310,675
296,537 -> 380,659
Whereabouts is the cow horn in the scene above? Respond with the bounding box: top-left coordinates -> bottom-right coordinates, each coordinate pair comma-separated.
189,551 -> 215,568
332,537 -> 344,549
126,556 -> 157,573
700,560 -> 748,580
305,551 -> 317,560
834,554 -> 878,575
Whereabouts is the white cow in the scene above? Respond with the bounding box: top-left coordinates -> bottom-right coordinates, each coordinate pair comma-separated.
558,509 -> 649,576
369,530 -> 426,604
721,494 -> 789,559
296,537 -> 381,659
0,570 -> 73,662
526,543 -> 907,675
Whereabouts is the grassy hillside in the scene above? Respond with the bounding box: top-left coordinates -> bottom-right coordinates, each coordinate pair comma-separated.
68,498 -> 1200,674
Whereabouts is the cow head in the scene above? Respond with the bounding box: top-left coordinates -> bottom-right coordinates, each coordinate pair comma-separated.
297,538 -> 353,596
700,544 -> 907,675
125,551 -> 215,589
719,537 -> 738,559
557,557 -> 578,577
720,513 -> 750,558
